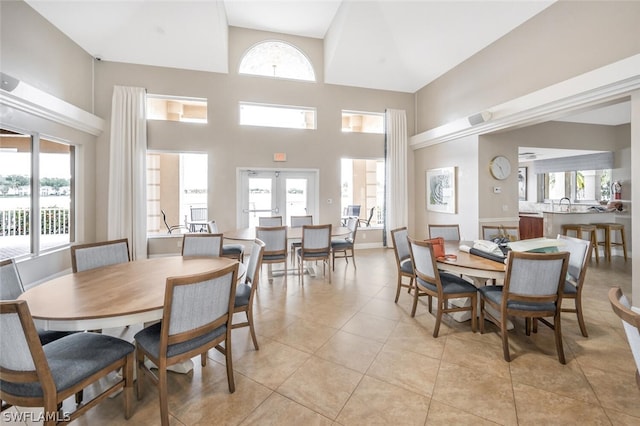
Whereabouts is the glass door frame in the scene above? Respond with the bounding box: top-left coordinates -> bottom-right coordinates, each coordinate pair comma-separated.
236,168 -> 319,228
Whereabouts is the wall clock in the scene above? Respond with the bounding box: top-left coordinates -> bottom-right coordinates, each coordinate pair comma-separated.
489,155 -> 511,180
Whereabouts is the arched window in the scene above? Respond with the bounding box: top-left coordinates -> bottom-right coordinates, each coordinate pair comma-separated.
239,41 -> 315,82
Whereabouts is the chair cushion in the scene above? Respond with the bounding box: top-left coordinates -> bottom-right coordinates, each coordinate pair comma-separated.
400,259 -> 413,274
37,329 -> 76,346
417,273 -> 477,294
222,244 -> 244,255
0,333 -> 134,398
331,239 -> 353,250
235,283 -> 251,307
263,254 -> 286,261
479,285 -> 556,312
563,280 -> 578,295
297,250 -> 330,259
135,321 -> 226,360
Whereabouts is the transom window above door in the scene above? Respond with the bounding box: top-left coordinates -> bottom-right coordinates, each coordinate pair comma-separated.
239,40 -> 316,82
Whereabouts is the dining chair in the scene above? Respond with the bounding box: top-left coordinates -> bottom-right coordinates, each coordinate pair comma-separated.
390,227 -> 414,303
331,216 -> 358,270
479,250 -> 570,363
134,263 -> 238,426
297,224 -> 332,284
258,216 -> 283,227
70,238 -> 130,272
557,234 -> 593,337
0,300 -> 134,426
501,225 -> 520,241
289,215 -> 313,263
608,287 -> 640,389
181,233 -> 223,257
428,224 -> 461,241
0,258 -> 75,346
188,205 -> 208,231
359,206 -> 376,227
481,225 -> 505,241
255,226 -> 288,282
408,237 -> 478,337
207,220 -> 245,262
232,239 -> 265,350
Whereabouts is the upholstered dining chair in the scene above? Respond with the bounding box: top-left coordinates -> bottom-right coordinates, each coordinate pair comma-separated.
258,216 -> 283,227
557,234 -> 593,337
0,300 -> 135,425
207,220 -> 245,262
0,258 -> 74,346
482,225 -> 519,242
181,233 -> 223,257
289,215 -> 313,263
232,239 -> 265,350
297,224 -> 332,284
428,224 -> 461,241
134,263 -> 238,426
608,287 -> 640,389
331,216 -> 358,270
479,250 -> 570,363
255,226 -> 288,282
70,238 -> 130,273
408,237 -> 478,337
390,227 -> 414,303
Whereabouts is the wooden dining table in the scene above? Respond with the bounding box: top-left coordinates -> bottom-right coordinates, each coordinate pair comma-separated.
436,241 -> 508,326
18,256 -> 239,332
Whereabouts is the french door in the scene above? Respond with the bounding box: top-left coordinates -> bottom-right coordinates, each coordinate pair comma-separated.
238,169 -> 318,228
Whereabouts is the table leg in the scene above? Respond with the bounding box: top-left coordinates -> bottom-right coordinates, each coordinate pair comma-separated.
447,276 -> 514,330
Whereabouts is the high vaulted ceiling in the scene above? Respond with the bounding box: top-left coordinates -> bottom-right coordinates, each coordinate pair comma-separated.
25,0 -> 555,93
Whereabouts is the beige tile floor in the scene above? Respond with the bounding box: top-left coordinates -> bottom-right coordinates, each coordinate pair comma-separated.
5,248 -> 637,425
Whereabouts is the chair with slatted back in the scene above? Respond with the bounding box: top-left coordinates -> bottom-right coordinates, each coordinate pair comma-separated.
134,263 -> 238,426
390,227 -> 414,303
232,239 -> 265,350
70,239 -> 130,273
297,224 -> 332,284
181,233 -> 223,257
255,226 -> 288,282
0,300 -> 134,425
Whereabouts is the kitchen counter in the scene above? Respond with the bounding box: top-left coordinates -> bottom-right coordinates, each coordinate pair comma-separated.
542,210 -> 618,238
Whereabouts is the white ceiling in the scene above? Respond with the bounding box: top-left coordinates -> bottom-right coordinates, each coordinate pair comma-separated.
25,0 -> 555,93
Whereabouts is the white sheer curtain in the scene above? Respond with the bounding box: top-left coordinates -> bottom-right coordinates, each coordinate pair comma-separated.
385,109 -> 408,246
107,86 -> 147,260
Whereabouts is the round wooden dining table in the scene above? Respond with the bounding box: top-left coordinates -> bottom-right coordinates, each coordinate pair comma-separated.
19,256 -> 239,332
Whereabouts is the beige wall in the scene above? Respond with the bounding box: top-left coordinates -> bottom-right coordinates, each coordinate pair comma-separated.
415,1 -> 640,133
413,135 -> 479,240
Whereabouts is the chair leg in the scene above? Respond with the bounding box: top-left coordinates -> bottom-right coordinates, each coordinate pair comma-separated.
75,390 -> 83,405
433,299 -> 443,338
247,311 -> 259,350
394,276 -> 402,303
427,295 -> 433,313
575,297 -> 588,338
351,248 -> 356,269
158,366 -> 170,426
201,352 -> 207,366
554,313 -> 566,364
225,332 -> 236,393
470,294 -> 477,333
501,316 -> 511,362
410,287 -> 419,317
123,352 -> 134,419
135,349 -> 145,400
479,298 -> 485,334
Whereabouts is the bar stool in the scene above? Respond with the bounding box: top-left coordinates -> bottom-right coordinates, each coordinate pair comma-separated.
561,224 -> 599,264
593,223 -> 627,261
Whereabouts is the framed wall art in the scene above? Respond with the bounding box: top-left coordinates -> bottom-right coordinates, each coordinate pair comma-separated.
426,167 -> 456,214
518,166 -> 527,200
